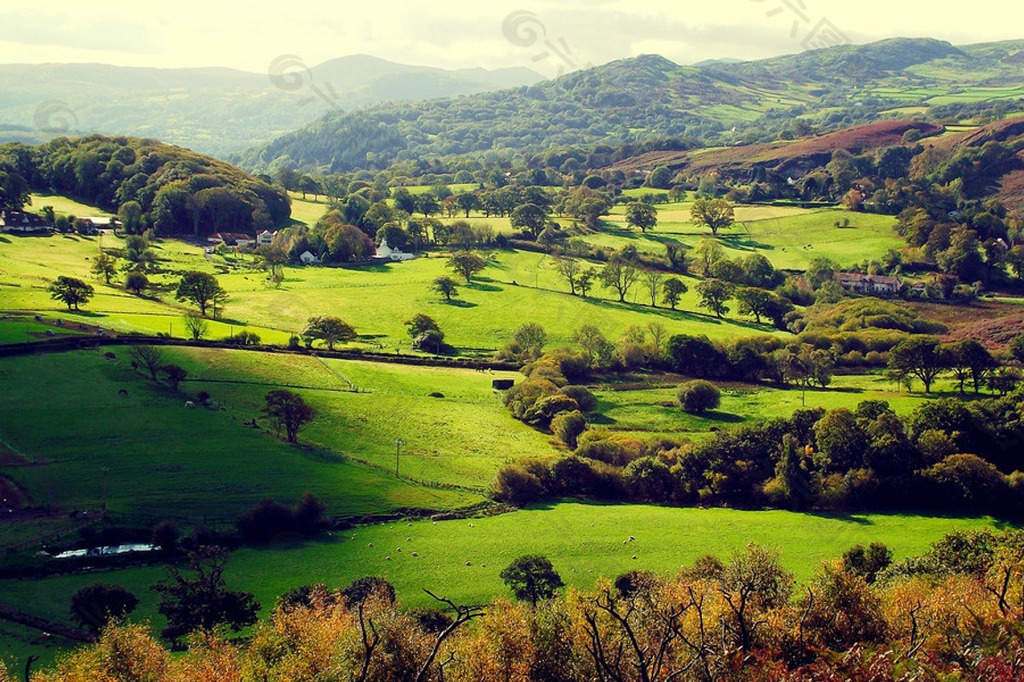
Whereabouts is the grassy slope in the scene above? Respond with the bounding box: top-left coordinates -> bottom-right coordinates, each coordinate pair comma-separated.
0,350 -> 489,525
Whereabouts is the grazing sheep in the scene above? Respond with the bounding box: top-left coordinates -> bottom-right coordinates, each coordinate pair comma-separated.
396,547 -> 402,552
411,552 -> 418,557
465,561 -> 471,566
406,537 -> 411,542
118,389 -> 129,398
628,536 -> 635,542
632,555 -> 638,560
185,401 -> 195,408
368,543 -> 373,548
386,556 -> 392,561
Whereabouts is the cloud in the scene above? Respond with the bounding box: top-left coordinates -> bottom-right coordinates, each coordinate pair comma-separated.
1,0 -> 1020,73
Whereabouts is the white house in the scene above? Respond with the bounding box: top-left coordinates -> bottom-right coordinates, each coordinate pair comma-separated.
0,210 -> 48,233
374,237 -> 415,262
299,250 -> 319,265
257,229 -> 277,246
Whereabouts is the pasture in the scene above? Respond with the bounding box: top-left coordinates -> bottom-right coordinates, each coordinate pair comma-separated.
0,502 -> 1001,666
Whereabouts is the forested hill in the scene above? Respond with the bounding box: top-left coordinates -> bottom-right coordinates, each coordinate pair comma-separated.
0,136 -> 290,236
0,57 -> 542,157
236,37 -> 1024,174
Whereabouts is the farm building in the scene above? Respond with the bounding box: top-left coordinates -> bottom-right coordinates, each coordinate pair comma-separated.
257,229 -> 278,245
0,210 -> 49,233
374,237 -> 415,262
299,250 -> 320,265
834,272 -> 902,296
208,232 -> 256,248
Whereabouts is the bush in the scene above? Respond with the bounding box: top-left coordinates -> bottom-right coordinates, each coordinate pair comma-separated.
575,432 -> 645,467
235,499 -> 295,544
677,380 -> 721,414
560,385 -> 597,412
551,410 -> 587,448
492,464 -> 548,505
225,330 -> 261,346
522,394 -> 579,429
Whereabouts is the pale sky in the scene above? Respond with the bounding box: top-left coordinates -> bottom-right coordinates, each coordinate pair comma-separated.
1,1 -> 1020,77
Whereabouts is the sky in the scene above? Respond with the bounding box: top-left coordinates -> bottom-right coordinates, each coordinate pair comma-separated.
1,0 -> 1021,78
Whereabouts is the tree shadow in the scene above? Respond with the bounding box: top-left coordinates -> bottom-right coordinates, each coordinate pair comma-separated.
467,281 -> 503,293
0,235 -> 9,244
700,410 -> 744,424
441,299 -> 478,309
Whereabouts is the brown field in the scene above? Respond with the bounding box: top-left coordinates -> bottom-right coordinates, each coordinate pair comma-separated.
907,300 -> 1024,349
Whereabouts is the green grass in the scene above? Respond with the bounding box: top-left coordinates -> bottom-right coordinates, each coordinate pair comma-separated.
0,232 -> 783,352
0,350 -> 488,525
591,202 -> 902,271
589,373 -> 934,441
0,502 -> 1002,664
27,194 -> 115,219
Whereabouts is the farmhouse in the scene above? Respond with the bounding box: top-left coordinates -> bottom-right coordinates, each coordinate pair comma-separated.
257,229 -> 277,245
374,237 -> 415,262
299,250 -> 320,265
208,232 -> 256,248
0,210 -> 49,233
834,272 -> 902,296
80,217 -> 117,230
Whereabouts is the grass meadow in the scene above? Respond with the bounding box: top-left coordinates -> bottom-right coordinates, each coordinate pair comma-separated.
0,502 -> 1000,669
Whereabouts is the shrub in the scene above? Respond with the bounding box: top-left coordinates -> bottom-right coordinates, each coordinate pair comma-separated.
677,380 -> 721,414
492,464 -> 548,505
551,410 -> 587,448
559,385 -> 597,412
235,499 -> 295,543
522,394 -> 579,429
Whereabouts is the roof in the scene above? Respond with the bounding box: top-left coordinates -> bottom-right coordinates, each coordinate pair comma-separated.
835,272 -> 901,286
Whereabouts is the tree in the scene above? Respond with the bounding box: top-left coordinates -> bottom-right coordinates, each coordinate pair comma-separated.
572,324 -> 615,368
118,200 -> 144,234
578,267 -> 597,298
129,345 -> 165,381
91,252 -> 118,284
887,336 -> 946,393
599,260 -> 640,302
415,193 -> 440,218
124,272 -> 149,296
646,166 -> 673,189
943,339 -> 995,394
1010,335 -> 1024,364
554,254 -> 583,295
70,584 -> 139,633
690,198 -> 735,235
447,251 -> 487,283
405,313 -> 445,353
263,390 -> 316,443
150,547 -> 259,647
677,380 -> 721,414
662,277 -> 688,309
806,257 -> 840,290
183,313 -> 208,340
431,276 -> 459,301
508,323 -> 547,360
640,268 -> 664,307
302,315 -> 356,351
735,287 -> 773,324
692,238 -> 725,276
500,555 -> 564,606
625,202 -> 658,233
510,203 -> 548,238
813,408 -> 869,473
695,278 -> 734,318
161,364 -> 188,392
454,191 -> 479,217
175,271 -> 227,317
48,276 -> 94,310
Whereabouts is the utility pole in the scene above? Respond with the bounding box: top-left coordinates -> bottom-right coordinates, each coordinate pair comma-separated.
100,466 -> 109,512
394,439 -> 406,478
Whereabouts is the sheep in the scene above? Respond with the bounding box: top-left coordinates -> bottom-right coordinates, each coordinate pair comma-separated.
118,389 -> 129,398
386,556 -> 392,561
368,543 -> 373,548
185,401 -> 196,408
411,552 -> 418,557
465,561 -> 472,566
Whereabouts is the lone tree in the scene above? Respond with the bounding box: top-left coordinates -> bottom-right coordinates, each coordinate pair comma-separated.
500,554 -> 564,606
150,547 -> 259,648
175,271 -> 227,317
696,278 -> 734,318
447,251 -> 487,283
662,277 -> 688,310
690,198 -> 735,236
677,380 -> 721,414
161,364 -> 188,392
48,276 -> 94,310
128,345 -> 165,381
124,272 -> 149,296
432,276 -> 460,301
405,313 -> 445,353
302,315 -> 356,351
90,252 -> 118,284
510,203 -> 548,238
263,389 -> 316,443
625,201 -> 658,233
183,313 -> 208,340
70,583 -> 139,633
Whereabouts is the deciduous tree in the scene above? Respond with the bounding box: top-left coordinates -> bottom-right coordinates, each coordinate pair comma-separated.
447,251 -> 487,283
175,271 -> 227,317
500,555 -> 564,606
302,315 -> 356,351
690,198 -> 735,235
262,389 -> 316,443
48,276 -> 94,310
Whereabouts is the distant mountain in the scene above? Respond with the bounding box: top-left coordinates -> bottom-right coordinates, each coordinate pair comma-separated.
237,37 -> 1024,174
0,57 -> 543,157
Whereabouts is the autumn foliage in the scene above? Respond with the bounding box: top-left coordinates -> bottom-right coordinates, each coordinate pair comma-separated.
26,531 -> 1024,681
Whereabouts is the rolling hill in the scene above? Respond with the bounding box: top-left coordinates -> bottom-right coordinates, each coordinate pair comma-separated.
0,56 -> 542,158
236,38 -> 1024,174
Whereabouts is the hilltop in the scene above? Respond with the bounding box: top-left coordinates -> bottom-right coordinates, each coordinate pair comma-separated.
237,37 -> 1024,173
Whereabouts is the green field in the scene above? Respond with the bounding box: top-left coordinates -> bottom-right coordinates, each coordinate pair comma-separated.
27,194 -> 115,219
593,202 -> 902,271
0,502 -> 1000,668
589,372 -> 934,441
